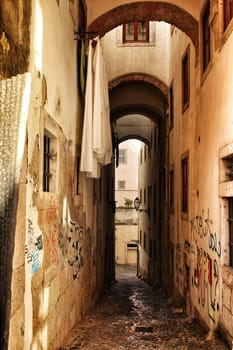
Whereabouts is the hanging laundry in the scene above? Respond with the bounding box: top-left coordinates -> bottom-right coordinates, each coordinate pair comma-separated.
92,37 -> 112,165
80,37 -> 112,179
80,40 -> 95,174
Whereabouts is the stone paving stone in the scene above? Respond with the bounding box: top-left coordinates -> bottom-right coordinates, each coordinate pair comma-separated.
59,265 -> 229,350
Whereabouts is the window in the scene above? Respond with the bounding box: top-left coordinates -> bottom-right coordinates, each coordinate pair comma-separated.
182,46 -> 190,110
149,239 -> 152,258
43,135 -> 50,192
119,149 -> 127,164
169,81 -> 174,128
229,198 -> 233,267
202,1 -> 211,72
123,21 -> 149,43
144,188 -> 147,205
153,241 -> 156,261
148,185 -> 152,216
144,233 -> 146,249
224,0 -> 233,30
43,133 -> 57,192
153,182 -> 157,218
181,155 -> 189,213
170,169 -> 174,210
118,180 -> 126,189
127,243 -> 137,249
154,127 -> 157,151
76,156 -> 80,195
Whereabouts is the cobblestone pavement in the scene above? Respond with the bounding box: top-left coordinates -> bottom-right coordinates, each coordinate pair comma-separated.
60,265 -> 229,350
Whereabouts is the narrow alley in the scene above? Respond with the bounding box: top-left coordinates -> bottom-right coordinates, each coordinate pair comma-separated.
2,1 -> 233,349
59,265 -> 228,350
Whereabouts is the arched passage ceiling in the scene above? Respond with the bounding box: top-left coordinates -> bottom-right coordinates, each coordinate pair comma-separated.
114,115 -> 154,145
87,1 -> 199,55
110,79 -> 167,143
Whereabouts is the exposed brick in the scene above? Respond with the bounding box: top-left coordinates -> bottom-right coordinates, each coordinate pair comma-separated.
88,1 -> 199,56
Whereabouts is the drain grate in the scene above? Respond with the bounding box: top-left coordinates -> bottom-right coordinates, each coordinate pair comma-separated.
135,326 -> 153,333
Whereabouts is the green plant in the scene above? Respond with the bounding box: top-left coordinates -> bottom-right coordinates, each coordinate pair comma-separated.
124,197 -> 133,208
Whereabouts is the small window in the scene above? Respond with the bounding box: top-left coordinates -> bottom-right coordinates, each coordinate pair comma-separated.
118,180 -> 126,189
76,156 -> 80,195
127,243 -> 137,249
229,198 -> 233,267
43,135 -> 50,192
149,239 -> 152,258
182,46 -> 190,111
43,133 -> 57,192
153,241 -> 156,261
153,182 -> 156,218
181,155 -> 189,213
224,0 -> 233,30
123,21 -> 149,43
143,233 -> 146,249
119,149 -> 127,164
170,169 -> 174,210
169,81 -> 174,128
202,1 -> 211,72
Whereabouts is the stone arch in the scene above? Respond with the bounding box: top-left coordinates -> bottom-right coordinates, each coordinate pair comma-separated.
88,1 -> 199,55
109,73 -> 169,98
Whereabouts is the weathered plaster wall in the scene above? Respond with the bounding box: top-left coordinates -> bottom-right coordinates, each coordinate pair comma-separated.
169,11 -> 233,344
168,27 -> 197,310
195,28 -> 233,342
7,0 -> 109,349
138,125 -> 163,286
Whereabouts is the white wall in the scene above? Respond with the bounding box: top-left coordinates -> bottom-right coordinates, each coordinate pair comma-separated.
103,22 -> 170,85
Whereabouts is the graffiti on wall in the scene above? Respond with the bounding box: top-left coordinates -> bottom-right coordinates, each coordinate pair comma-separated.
194,248 -> 219,322
189,209 -> 220,323
58,220 -> 84,280
25,218 -> 43,274
190,209 -> 221,257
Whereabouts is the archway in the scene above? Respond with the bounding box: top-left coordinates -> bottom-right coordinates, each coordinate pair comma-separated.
88,1 -> 199,56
